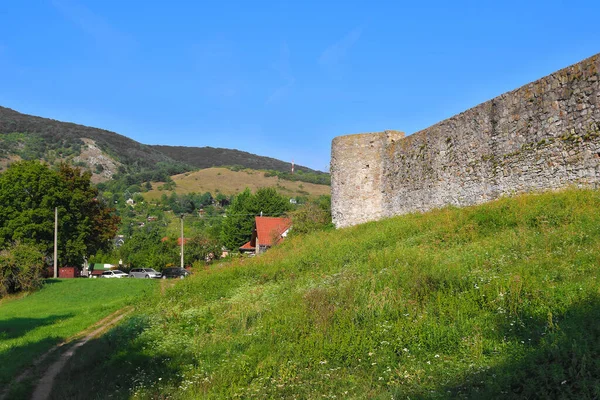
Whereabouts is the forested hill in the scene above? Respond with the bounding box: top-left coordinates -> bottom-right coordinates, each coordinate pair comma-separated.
0,106 -> 325,176
149,144 -> 317,174
0,106 -> 173,169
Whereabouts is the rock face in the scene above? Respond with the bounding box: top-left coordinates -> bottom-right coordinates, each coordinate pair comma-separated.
331,53 -> 600,228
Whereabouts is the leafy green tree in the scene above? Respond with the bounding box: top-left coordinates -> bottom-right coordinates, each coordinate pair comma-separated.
249,187 -> 291,217
221,189 -> 254,250
119,224 -> 173,269
289,195 -> 332,235
184,235 -> 221,266
0,161 -> 64,248
221,188 -> 291,250
0,161 -> 120,267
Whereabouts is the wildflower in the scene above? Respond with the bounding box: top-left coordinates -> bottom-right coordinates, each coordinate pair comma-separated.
434,354 -> 440,358
320,360 -> 328,364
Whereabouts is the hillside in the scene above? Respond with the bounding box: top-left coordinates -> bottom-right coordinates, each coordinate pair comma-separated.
150,144 -> 321,174
144,167 -> 330,199
48,188 -> 600,399
0,106 -> 174,170
0,107 -> 327,184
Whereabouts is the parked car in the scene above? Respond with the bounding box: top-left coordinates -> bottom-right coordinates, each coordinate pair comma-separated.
161,267 -> 190,279
100,270 -> 128,278
129,268 -> 162,279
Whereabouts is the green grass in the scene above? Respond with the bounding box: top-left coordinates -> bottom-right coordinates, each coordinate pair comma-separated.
0,279 -> 158,389
52,189 -> 600,399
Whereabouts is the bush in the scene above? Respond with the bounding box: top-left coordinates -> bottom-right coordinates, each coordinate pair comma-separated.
0,242 -> 46,297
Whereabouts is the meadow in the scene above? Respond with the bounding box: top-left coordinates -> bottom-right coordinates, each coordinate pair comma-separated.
144,167 -> 331,199
0,279 -> 158,397
42,189 -> 600,398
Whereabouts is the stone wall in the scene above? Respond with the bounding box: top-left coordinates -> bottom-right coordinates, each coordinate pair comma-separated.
331,53 -> 600,228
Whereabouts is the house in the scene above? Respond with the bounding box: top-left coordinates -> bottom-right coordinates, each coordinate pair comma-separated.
126,198 -> 135,206
240,216 -> 292,255
113,235 -> 125,247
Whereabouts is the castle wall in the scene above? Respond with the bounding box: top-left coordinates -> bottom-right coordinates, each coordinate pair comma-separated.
331,53 -> 600,228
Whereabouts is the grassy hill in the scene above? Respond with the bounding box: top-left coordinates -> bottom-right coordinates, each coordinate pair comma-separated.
144,167 -> 331,199
42,189 -> 600,398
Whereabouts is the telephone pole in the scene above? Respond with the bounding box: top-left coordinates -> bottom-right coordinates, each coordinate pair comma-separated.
53,207 -> 58,278
180,214 -> 184,269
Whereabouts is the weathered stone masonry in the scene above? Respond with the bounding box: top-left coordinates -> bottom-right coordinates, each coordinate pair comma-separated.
331,53 -> 600,228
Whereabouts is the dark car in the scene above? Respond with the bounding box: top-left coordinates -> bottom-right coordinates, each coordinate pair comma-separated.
161,267 -> 190,279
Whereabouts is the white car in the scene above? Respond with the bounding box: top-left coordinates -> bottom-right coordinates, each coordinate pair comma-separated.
128,268 -> 162,279
100,270 -> 129,278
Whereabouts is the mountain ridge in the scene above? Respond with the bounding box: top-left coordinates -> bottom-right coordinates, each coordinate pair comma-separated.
0,106 -> 325,177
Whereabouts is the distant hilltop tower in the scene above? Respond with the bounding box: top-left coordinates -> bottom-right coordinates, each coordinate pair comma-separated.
291,159 -> 294,174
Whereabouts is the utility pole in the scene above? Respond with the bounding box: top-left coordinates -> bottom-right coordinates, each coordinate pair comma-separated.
53,207 -> 58,278
180,214 -> 184,269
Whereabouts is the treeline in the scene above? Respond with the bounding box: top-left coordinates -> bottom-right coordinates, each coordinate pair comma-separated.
262,168 -> 330,185
150,144 -> 323,175
92,223 -> 221,271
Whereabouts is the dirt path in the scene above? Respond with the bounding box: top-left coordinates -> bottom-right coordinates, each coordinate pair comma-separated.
0,307 -> 133,400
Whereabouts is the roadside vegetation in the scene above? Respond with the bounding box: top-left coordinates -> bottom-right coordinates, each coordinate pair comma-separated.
0,278 -> 157,396
48,188 -> 600,399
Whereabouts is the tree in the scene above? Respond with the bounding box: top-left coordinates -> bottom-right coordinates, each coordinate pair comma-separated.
220,188 -> 291,250
290,195 -> 332,235
221,189 -> 254,250
0,161 -> 120,267
184,235 -> 221,266
118,224 -> 175,270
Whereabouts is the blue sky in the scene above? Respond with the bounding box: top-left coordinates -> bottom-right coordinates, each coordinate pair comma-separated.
1,1 -> 599,172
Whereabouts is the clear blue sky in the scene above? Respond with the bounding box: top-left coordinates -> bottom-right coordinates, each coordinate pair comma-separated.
1,1 -> 599,172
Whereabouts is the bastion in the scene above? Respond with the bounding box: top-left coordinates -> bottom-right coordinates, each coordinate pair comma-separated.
331,53 -> 600,228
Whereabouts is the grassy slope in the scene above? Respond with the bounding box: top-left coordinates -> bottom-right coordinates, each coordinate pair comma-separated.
144,167 -> 331,199
0,279 -> 158,387
53,189 -> 600,399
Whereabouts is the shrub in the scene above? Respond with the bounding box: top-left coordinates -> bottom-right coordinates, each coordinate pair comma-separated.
0,242 -> 46,297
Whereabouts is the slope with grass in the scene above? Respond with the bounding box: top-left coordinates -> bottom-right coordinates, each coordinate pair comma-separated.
0,279 -> 157,397
144,167 -> 331,199
51,189 -> 600,399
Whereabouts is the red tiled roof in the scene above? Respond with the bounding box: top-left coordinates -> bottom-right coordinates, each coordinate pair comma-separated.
161,237 -> 190,245
240,241 -> 255,250
255,216 -> 292,247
